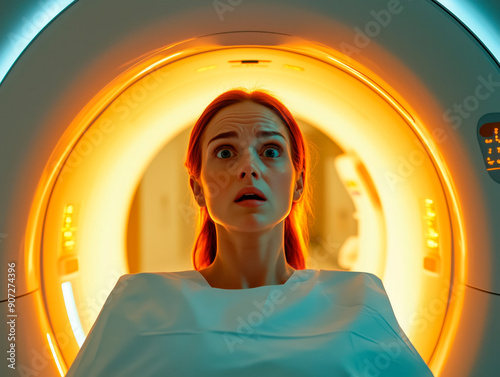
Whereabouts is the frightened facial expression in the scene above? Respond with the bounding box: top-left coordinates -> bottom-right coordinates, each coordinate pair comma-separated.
195,101 -> 301,232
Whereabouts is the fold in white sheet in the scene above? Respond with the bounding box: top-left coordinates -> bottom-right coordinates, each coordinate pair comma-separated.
66,269 -> 434,376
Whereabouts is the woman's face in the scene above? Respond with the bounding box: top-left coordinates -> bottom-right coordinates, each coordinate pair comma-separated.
190,100 -> 303,232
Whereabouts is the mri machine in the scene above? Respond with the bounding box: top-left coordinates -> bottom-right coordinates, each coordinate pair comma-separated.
0,0 -> 499,375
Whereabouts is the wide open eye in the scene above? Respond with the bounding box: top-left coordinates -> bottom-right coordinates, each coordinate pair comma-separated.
212,143 -> 283,159
263,144 -> 283,158
214,147 -> 234,159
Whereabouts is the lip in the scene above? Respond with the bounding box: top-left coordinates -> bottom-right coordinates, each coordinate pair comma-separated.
235,199 -> 267,207
234,187 -> 267,202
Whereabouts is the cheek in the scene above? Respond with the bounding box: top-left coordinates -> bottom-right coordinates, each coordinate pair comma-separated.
201,166 -> 231,203
271,170 -> 296,203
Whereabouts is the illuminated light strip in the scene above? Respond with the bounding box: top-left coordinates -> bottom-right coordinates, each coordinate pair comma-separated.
487,167 -> 500,171
424,156 -> 467,375
283,64 -> 304,71
62,204 -> 76,253
327,56 -> 415,126
136,52 -> 183,77
61,281 -> 86,347
197,65 -> 217,72
46,333 -> 64,376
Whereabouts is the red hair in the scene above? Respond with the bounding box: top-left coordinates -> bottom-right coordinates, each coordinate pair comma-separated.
184,89 -> 315,270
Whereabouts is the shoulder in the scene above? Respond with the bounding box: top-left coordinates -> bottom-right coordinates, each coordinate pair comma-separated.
96,271 -> 195,327
104,271 -> 192,307
316,269 -> 384,290
113,270 -> 196,289
319,270 -> 407,333
317,270 -> 406,330
315,269 -> 391,309
109,272 -> 163,295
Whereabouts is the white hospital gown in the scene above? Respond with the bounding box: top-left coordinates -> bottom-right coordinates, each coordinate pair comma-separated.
65,269 -> 434,376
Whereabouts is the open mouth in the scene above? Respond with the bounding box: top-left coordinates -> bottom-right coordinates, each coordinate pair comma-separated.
235,194 -> 266,202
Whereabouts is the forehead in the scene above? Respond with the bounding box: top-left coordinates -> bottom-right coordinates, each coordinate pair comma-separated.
202,101 -> 290,145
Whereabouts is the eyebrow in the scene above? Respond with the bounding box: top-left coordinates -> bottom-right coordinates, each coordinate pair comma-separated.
207,130 -> 286,147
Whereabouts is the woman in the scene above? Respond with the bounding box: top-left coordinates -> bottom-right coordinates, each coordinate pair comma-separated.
187,88 -> 312,289
66,89 -> 434,376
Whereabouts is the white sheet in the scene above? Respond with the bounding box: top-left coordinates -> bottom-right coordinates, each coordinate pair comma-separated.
65,269 -> 434,376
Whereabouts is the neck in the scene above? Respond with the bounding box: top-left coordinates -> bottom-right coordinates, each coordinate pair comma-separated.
203,222 -> 295,289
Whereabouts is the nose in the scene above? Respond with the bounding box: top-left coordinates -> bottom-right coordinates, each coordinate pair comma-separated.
237,149 -> 260,179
